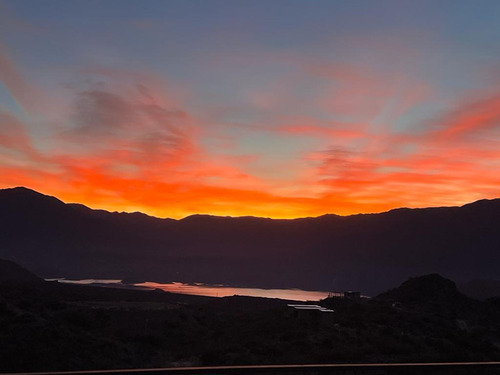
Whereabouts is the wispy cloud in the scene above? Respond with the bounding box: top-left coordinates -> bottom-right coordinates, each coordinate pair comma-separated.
1,21 -> 500,218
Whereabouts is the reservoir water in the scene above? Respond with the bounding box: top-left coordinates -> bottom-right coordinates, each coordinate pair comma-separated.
47,278 -> 330,301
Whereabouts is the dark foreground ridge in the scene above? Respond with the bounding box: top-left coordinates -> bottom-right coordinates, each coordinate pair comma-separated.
0,259 -> 43,284
1,263 -> 500,373
1,186 -> 500,296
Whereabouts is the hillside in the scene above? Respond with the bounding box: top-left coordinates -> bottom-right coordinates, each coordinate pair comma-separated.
1,187 -> 500,296
0,259 -> 42,284
1,265 -> 499,372
376,274 -> 477,313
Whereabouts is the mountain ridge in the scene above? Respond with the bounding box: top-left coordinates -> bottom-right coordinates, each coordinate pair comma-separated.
4,185 -> 500,221
1,186 -> 499,297
0,258 -> 42,284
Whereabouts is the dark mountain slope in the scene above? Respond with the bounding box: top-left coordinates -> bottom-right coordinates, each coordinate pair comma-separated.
0,259 -> 42,284
1,187 -> 499,295
376,274 -> 477,313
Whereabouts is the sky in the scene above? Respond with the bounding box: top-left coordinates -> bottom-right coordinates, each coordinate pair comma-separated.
1,0 -> 500,219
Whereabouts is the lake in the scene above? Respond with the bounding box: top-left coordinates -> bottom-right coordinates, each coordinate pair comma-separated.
47,278 -> 331,301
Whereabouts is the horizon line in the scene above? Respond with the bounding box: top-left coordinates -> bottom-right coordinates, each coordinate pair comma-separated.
2,185 -> 498,222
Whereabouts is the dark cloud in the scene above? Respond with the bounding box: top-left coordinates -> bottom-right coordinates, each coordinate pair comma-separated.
72,90 -> 134,134
66,85 -> 195,168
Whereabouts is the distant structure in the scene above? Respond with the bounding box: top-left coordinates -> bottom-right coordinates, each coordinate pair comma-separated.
328,291 -> 361,300
286,304 -> 334,321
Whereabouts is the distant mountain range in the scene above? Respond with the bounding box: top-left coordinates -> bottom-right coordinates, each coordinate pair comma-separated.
1,187 -> 499,296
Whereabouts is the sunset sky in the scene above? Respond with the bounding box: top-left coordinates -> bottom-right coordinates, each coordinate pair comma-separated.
1,0 -> 500,218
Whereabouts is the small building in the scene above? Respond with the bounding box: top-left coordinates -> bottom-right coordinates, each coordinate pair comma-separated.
328,291 -> 361,300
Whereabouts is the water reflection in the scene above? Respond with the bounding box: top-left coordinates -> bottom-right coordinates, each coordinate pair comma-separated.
48,278 -> 330,301
136,281 -> 329,301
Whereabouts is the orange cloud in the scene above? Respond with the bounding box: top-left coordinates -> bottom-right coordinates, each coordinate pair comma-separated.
1,42 -> 500,219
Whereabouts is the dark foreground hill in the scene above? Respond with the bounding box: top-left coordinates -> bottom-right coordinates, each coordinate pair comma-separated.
1,264 -> 499,373
377,274 -> 475,310
1,186 -> 500,296
0,258 -> 42,284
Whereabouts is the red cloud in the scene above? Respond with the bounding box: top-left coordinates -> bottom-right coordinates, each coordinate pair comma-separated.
433,92 -> 500,141
1,41 -> 500,219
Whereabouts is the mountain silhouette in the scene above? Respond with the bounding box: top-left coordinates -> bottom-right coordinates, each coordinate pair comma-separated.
0,258 -> 42,284
1,186 -> 499,296
376,274 -> 475,310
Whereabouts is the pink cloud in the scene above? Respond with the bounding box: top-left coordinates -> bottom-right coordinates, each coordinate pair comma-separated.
0,110 -> 41,161
432,91 -> 500,141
